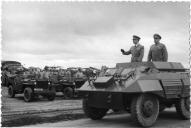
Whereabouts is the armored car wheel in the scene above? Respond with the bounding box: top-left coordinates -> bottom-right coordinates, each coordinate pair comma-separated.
8,85 -> 15,98
175,97 -> 190,119
130,94 -> 159,127
24,87 -> 33,102
83,98 -> 108,120
64,87 -> 74,99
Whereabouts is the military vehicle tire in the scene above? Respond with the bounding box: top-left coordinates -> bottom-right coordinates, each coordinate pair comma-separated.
64,87 -> 73,99
47,87 -> 56,101
24,87 -> 33,102
175,97 -> 190,119
8,85 -> 15,98
130,94 -> 159,127
83,98 -> 108,120
47,94 -> 56,101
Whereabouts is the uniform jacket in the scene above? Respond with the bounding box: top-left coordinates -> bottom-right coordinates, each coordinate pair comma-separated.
147,43 -> 168,62
123,44 -> 144,62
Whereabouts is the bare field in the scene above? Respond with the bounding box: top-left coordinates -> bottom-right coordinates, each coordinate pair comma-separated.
2,87 -> 82,115
1,86 -> 83,126
1,87 -> 190,128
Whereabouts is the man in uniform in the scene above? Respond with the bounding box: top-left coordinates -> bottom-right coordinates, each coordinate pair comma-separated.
75,68 -> 84,78
121,35 -> 144,62
147,34 -> 168,62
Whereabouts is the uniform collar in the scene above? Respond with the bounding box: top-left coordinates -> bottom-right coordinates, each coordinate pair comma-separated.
135,43 -> 140,47
155,42 -> 160,45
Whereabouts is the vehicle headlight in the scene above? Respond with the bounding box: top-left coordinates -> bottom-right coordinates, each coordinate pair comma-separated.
48,82 -> 51,85
34,82 -> 37,85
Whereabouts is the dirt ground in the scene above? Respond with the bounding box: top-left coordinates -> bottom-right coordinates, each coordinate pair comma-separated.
1,87 -> 83,126
2,87 -> 82,114
2,87 -> 190,128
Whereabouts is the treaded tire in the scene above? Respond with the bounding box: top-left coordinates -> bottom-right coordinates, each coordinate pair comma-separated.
63,87 -> 74,99
24,87 -> 33,102
47,94 -> 55,101
83,98 -> 108,120
8,85 -> 15,98
47,87 -> 56,101
130,94 -> 159,127
175,97 -> 190,120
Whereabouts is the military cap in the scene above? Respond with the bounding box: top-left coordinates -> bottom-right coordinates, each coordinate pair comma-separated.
153,34 -> 161,39
133,35 -> 141,40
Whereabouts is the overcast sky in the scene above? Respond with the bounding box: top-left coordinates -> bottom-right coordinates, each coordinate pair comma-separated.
2,2 -> 190,69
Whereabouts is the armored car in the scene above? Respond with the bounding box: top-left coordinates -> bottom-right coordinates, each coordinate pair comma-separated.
78,62 -> 190,127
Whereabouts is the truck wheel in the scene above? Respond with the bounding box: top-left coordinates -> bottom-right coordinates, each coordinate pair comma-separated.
175,97 -> 190,119
83,98 -> 108,120
64,87 -> 73,99
24,87 -> 33,102
8,85 -> 15,98
47,94 -> 56,101
130,94 -> 159,127
47,87 -> 56,101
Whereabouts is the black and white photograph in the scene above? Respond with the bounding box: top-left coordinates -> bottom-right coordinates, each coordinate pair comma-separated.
1,1 -> 190,127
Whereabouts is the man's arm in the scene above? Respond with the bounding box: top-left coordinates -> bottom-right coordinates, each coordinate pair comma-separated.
162,45 -> 168,62
121,48 -> 131,55
147,47 -> 152,62
138,46 -> 144,62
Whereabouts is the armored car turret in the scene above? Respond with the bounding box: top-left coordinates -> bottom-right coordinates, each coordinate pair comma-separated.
78,62 -> 190,127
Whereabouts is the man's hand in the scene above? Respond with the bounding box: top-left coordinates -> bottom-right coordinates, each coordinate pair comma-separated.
121,49 -> 125,53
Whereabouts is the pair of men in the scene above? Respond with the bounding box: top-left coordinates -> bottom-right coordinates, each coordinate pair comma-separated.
121,34 -> 168,62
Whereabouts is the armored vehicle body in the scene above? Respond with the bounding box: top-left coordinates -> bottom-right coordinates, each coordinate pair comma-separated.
78,62 -> 190,127
7,74 -> 56,102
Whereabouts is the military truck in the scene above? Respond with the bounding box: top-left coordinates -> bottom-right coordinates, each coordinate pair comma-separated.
7,72 -> 56,102
54,68 -> 88,98
55,77 -> 87,98
1,60 -> 23,87
53,67 -> 99,98
78,62 -> 190,127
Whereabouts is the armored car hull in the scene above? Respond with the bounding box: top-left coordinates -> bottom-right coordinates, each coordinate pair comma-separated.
78,62 -> 190,127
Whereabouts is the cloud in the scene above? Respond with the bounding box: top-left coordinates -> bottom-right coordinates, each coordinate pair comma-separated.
2,2 -> 190,68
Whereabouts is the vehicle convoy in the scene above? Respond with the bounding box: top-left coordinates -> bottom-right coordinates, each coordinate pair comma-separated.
78,62 -> 190,127
7,71 -> 56,102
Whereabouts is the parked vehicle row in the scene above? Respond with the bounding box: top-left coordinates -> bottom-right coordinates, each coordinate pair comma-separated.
1,60 -> 100,102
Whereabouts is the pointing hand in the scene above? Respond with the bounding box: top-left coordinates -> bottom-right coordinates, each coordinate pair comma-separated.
121,49 -> 125,53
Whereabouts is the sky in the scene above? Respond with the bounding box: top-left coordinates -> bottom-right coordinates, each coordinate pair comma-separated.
2,2 -> 190,69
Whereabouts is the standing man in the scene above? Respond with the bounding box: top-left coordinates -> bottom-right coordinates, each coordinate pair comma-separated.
148,34 -> 168,62
121,35 -> 144,62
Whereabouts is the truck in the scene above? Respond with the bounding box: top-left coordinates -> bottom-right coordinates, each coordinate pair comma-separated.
54,68 -> 89,98
7,71 -> 56,102
1,60 -> 23,87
